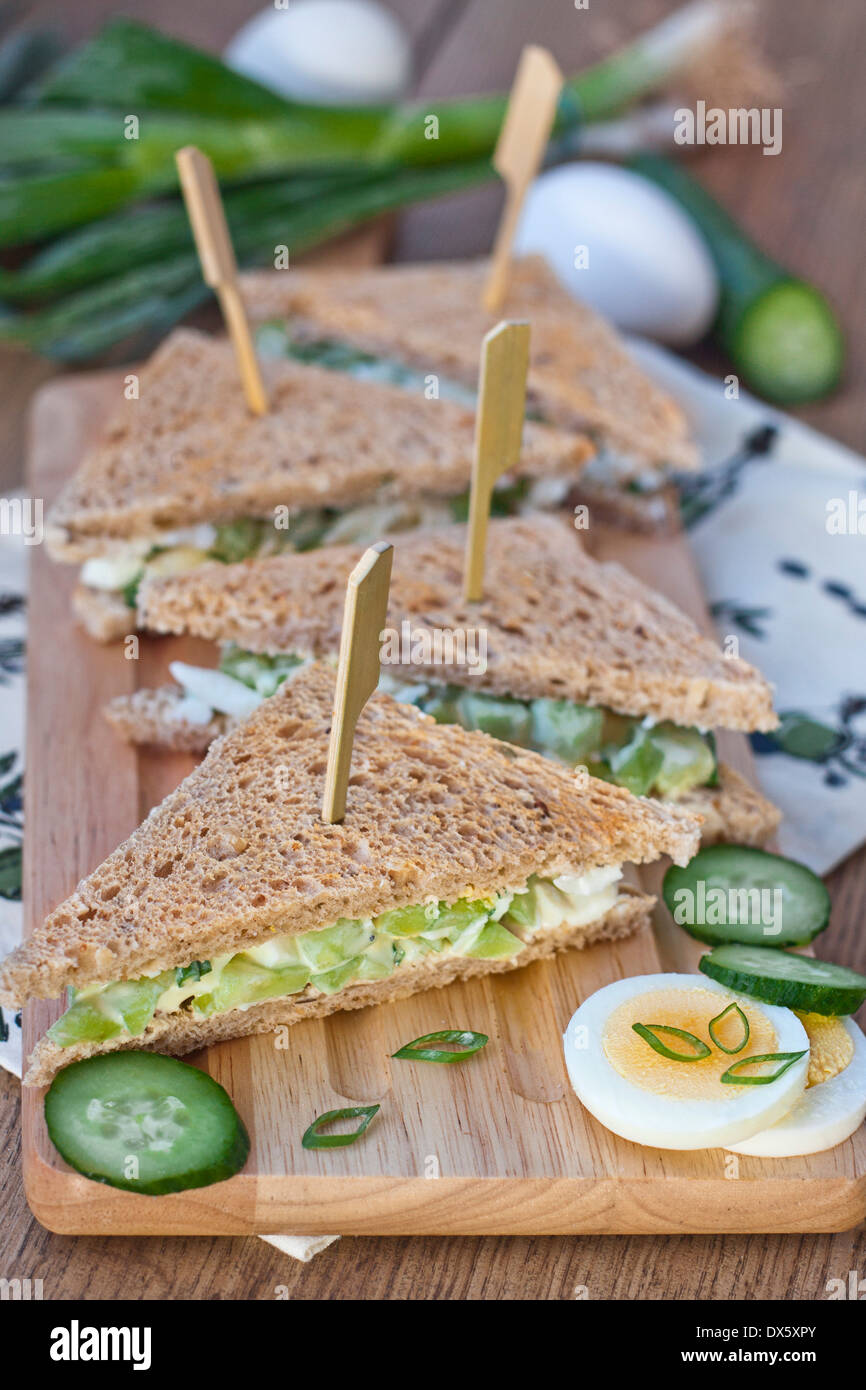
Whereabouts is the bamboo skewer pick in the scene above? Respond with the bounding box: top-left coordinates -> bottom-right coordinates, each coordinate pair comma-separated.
175,145 -> 269,416
482,45 -> 563,315
463,320 -> 530,603
322,541 -> 394,824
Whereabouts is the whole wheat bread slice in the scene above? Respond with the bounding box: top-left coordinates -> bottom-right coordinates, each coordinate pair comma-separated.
105,687 -> 779,847
241,256 -> 698,475
1,662 -> 700,1007
137,516 -> 777,732
23,890 -> 649,1085
45,327 -> 591,562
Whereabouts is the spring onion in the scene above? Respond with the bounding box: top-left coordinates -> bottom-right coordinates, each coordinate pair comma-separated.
391,1029 -> 489,1063
301,1104 -> 380,1149
720,1050 -> 807,1085
0,2 -> 780,363
175,960 -> 211,986
631,154 -> 844,404
632,1022 -> 712,1061
707,1001 -> 750,1054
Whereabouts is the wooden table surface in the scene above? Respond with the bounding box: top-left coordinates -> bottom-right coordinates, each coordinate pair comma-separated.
2,0 -> 865,1300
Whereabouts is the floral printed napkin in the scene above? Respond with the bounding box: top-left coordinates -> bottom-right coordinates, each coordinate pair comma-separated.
630,339 -> 866,874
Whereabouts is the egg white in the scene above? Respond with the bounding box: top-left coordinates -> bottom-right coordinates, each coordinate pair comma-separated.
726,1017 -> 866,1157
563,973 -> 810,1151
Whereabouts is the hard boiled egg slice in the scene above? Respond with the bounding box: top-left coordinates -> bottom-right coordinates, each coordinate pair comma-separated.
726,1015 -> 866,1157
563,973 -> 809,1151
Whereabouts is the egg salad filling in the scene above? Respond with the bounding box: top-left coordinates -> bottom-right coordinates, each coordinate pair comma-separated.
169,645 -> 718,800
47,866 -> 623,1050
78,471 -> 578,615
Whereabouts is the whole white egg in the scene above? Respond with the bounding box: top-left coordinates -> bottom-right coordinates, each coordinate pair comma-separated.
225,0 -> 412,106
514,161 -> 719,346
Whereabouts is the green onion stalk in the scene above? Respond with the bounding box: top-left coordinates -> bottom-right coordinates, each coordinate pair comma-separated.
0,0 -> 785,363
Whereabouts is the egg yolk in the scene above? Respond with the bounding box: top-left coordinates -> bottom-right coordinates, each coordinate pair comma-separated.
795,1012 -> 853,1087
603,987 -> 778,1100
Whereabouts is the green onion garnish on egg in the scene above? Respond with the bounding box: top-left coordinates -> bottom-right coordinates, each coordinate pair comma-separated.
301,1104 -> 380,1149
708,1002 -> 750,1055
720,1051 -> 808,1085
391,1029 -> 489,1063
632,1022 -> 712,1061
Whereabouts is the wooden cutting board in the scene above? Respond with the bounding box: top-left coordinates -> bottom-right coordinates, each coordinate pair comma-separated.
20,324 -> 866,1239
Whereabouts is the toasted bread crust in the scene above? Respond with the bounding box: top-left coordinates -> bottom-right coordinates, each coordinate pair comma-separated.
2,663 -> 700,1006
241,256 -> 698,474
678,764 -> 781,847
23,890 -> 650,1085
72,584 -> 134,644
138,516 -> 777,731
46,328 -> 591,562
104,686 -> 232,751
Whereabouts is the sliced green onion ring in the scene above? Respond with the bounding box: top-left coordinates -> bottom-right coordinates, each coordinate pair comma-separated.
301,1104 -> 380,1149
708,1002 -> 751,1055
720,1051 -> 807,1086
391,1029 -> 489,1063
632,1022 -> 712,1062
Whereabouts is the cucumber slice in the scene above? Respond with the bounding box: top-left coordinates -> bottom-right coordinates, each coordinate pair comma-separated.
664,845 -> 830,947
529,699 -> 603,763
650,724 -> 716,797
699,944 -> 866,1016
455,692 -> 532,746
44,1052 -> 250,1195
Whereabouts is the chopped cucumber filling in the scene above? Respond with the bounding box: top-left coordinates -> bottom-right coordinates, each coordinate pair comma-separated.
47,867 -> 623,1049
185,651 -> 718,797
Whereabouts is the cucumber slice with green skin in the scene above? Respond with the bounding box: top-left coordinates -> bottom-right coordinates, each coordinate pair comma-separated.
44,1053 -> 250,1195
664,845 -> 831,947
630,155 -> 844,405
699,944 -> 866,1016
456,692 -> 532,746
529,699 -> 603,763
459,920 -> 524,960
